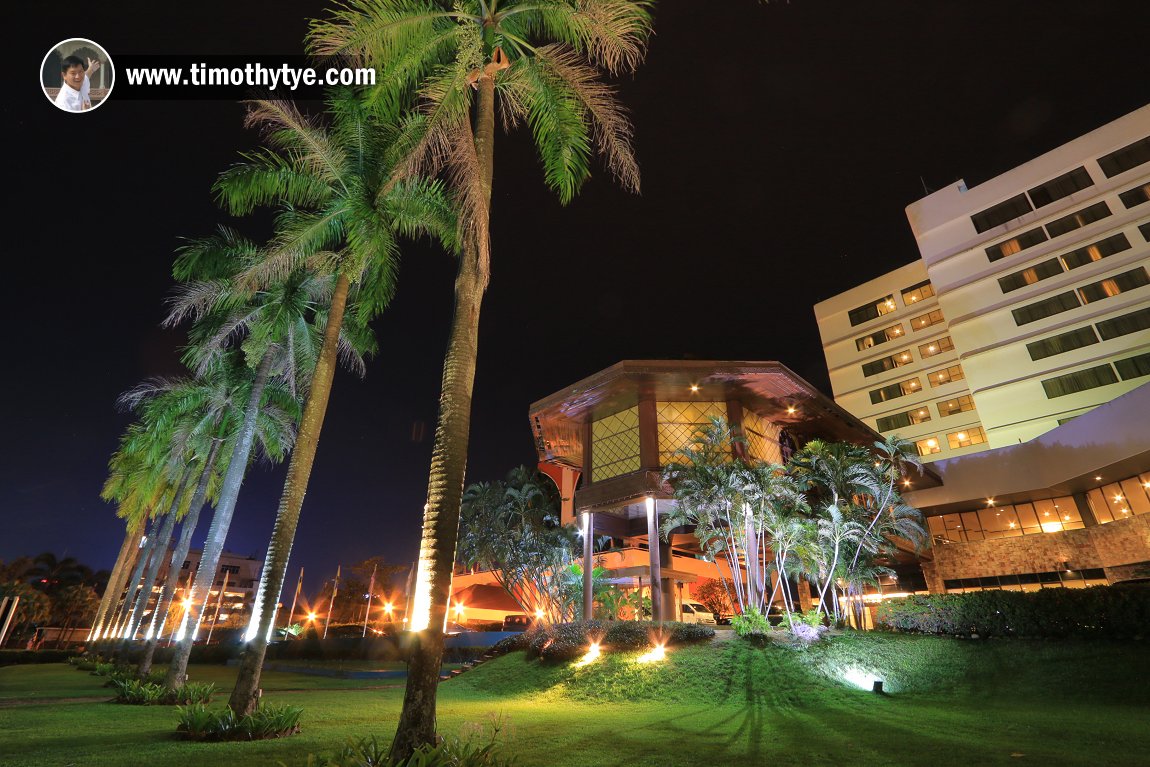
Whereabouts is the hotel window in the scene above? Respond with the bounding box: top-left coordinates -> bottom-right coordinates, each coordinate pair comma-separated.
848,294 -> 897,326
875,406 -> 931,432
985,227 -> 1047,262
937,394 -> 975,417
901,280 -> 934,305
1119,182 -> 1150,209
861,349 -> 913,377
1077,266 -> 1150,304
1012,291 -> 1080,326
971,193 -> 1033,233
1141,222 -> 1150,242
1059,232 -> 1131,270
1025,326 -> 1099,361
855,323 -> 904,351
1088,474 -> 1150,523
1041,363 -> 1118,398
1096,307 -> 1150,341
1115,352 -> 1150,381
997,257 -> 1064,293
220,565 -> 240,575
868,377 -> 922,405
918,336 -> 954,358
910,309 -> 945,332
1097,135 -> 1150,178
930,498 -> 1083,546
1045,201 -> 1111,238
930,364 -> 965,387
915,436 -> 941,456
942,569 -> 1105,593
946,426 -> 987,450
1027,166 -> 1093,208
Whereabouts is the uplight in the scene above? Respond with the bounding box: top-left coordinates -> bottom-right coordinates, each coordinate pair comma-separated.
636,643 -> 666,663
535,608 -> 545,619
307,612 -> 317,622
574,642 -> 601,668
786,406 -> 797,415
454,602 -> 466,616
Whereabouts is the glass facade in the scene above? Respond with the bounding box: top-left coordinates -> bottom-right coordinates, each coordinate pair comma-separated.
1087,473 -> 1150,523
928,496 -> 1081,543
943,569 -> 1107,593
741,409 -> 783,465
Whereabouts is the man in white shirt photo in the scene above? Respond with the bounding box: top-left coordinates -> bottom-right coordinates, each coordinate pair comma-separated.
54,55 -> 101,112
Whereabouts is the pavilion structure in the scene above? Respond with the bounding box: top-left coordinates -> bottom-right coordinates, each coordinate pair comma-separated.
529,360 -> 924,621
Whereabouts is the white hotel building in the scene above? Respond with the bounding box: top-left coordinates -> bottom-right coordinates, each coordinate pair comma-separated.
816,105 -> 1150,462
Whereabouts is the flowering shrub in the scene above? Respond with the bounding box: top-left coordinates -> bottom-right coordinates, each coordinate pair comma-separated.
789,623 -> 829,646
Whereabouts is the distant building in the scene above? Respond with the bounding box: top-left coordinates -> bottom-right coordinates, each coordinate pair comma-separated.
816,104 -> 1150,460
146,550 -> 263,636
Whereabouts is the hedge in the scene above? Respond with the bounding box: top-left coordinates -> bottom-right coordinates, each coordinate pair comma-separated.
0,649 -> 79,665
525,620 -> 715,662
876,585 -> 1150,638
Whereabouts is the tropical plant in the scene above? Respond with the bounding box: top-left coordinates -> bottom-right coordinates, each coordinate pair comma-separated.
221,89 -> 456,716
309,2 -> 653,756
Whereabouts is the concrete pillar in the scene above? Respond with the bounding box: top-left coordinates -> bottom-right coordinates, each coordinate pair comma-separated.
659,539 -> 676,620
646,497 -> 662,622
582,512 -> 594,621
1073,492 -> 1098,527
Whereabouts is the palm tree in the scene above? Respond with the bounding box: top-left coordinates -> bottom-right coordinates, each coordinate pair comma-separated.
309,3 -> 652,754
216,91 -> 456,716
162,250 -> 320,688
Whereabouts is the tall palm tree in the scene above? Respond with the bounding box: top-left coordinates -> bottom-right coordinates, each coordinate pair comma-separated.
161,252 -> 318,688
310,5 -> 652,752
220,90 -> 456,716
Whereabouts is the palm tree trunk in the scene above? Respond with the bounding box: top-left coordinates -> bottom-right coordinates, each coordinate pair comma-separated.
229,272 -> 351,716
390,72 -> 495,763
121,468 -> 193,643
137,444 -> 219,678
89,518 -> 145,642
105,518 -> 159,646
165,350 -> 275,690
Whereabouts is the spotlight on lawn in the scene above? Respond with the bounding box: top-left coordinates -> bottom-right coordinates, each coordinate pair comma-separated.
636,643 -> 666,663
841,666 -> 882,691
574,642 -> 601,668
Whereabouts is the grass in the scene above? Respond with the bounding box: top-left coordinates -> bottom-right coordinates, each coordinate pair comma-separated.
1,634 -> 1148,766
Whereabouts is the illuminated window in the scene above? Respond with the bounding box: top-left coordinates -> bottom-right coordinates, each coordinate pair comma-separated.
656,401 -> 728,467
848,294 -> 897,326
1045,201 -> 1111,238
1059,233 -> 1131,269
929,364 -> 965,387
861,350 -> 913,377
740,409 -> 783,465
936,394 -> 975,417
910,309 -> 945,332
868,377 -> 922,405
591,407 -> 641,481
915,437 -> 941,456
998,258 -> 1064,293
901,280 -> 934,305
855,323 -> 904,351
1077,267 -> 1149,304
1027,166 -> 1093,208
876,406 -> 932,433
918,336 -> 954,358
946,426 -> 987,449
1026,327 -> 1099,361
985,227 -> 1047,262
1012,291 -> 1080,326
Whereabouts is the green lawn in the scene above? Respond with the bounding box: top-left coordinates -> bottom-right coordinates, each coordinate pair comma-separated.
1,635 -> 1147,766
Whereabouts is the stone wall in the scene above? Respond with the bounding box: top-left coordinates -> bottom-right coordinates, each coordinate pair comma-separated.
926,513 -> 1150,588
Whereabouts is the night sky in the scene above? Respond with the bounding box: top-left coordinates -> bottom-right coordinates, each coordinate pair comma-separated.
7,1 -> 1149,595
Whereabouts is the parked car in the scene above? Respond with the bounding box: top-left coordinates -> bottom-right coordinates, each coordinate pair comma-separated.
679,602 -> 717,625
501,614 -> 532,632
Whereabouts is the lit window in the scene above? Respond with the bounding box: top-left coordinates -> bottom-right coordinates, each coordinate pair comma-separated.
947,427 -> 987,450
915,437 -> 941,456
918,336 -> 954,358
929,364 -> 965,388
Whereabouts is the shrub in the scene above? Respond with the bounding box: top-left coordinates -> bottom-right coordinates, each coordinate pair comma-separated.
294,721 -> 514,766
524,621 -> 714,662
788,622 -> 829,647
176,703 -> 303,741
111,679 -> 167,705
0,649 -> 78,666
732,609 -> 771,639
170,681 -> 217,705
876,585 -> 1150,638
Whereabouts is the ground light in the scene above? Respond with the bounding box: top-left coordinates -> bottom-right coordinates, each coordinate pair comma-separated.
636,643 -> 666,663
840,666 -> 886,692
574,642 -> 601,668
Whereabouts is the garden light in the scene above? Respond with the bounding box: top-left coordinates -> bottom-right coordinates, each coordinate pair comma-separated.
454,602 -> 466,617
637,643 -> 665,663
307,611 -> 317,622
575,642 -> 601,668
384,602 -> 394,615
535,608 -> 545,619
